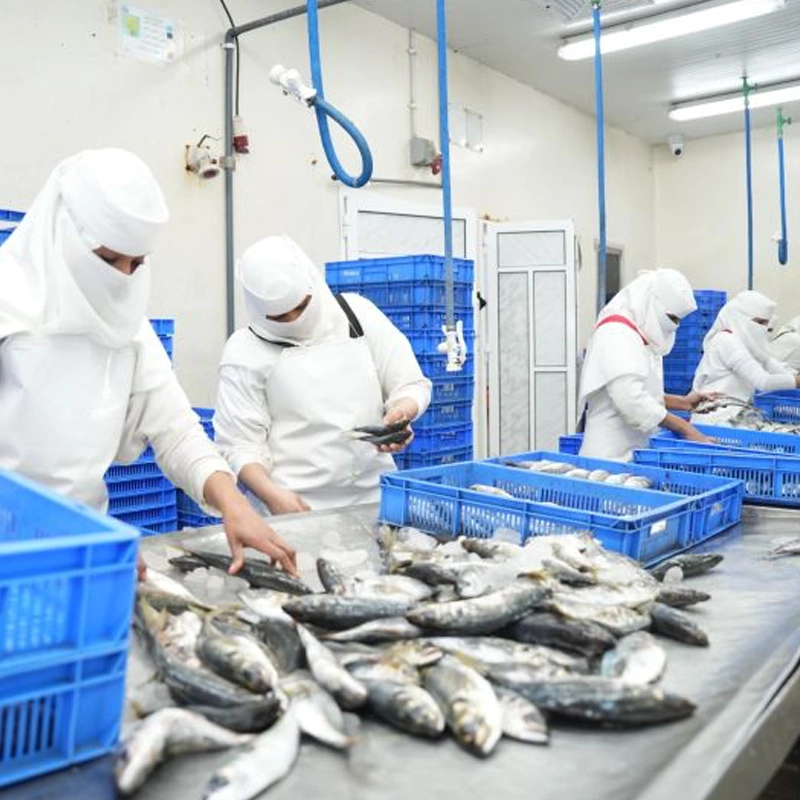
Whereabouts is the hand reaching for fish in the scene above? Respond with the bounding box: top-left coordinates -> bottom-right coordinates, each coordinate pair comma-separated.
350,399 -> 418,453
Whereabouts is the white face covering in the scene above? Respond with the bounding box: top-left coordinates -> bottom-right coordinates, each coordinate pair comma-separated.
263,293 -> 322,343
704,290 -> 777,364
58,211 -> 150,347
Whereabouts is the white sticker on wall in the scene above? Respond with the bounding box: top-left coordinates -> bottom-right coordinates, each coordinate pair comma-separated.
119,3 -> 181,63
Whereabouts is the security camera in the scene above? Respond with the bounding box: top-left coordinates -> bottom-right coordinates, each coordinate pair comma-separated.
667,134 -> 684,157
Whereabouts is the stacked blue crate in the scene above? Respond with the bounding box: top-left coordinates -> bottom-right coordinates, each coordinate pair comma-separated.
0,209 -> 24,245
662,290 -> 727,395
326,255 -> 475,469
105,318 -> 178,534
177,408 -> 220,529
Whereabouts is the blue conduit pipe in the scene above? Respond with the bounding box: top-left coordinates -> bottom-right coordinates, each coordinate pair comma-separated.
592,0 -> 608,312
306,0 -> 373,187
436,0 -> 455,329
744,79 -> 754,289
777,107 -> 790,266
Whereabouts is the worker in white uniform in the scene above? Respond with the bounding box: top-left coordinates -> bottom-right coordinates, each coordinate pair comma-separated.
0,149 -> 296,576
769,315 -> 800,372
579,269 -> 713,462
692,291 -> 800,424
214,235 -> 432,514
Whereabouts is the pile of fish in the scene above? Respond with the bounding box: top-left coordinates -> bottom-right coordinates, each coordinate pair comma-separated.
122,534 -> 723,798
496,459 -> 655,489
695,396 -> 800,435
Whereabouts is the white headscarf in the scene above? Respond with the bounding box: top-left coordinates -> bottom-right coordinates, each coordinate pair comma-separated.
238,235 -> 343,346
579,269 -> 696,408
703,290 -> 775,364
0,149 -> 169,349
599,268 -> 697,356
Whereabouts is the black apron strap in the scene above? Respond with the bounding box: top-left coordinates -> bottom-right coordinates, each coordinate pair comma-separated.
334,294 -> 364,339
247,326 -> 295,348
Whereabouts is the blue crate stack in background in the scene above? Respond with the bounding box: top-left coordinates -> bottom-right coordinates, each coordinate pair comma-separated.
662,289 -> 727,395
0,209 -> 24,245
176,408 -> 220,529
326,255 -> 475,469
104,318 -> 178,534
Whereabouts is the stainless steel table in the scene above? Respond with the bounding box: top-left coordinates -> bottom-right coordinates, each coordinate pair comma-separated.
7,504 -> 800,800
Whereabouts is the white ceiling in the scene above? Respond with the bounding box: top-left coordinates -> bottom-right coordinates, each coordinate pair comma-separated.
353,0 -> 800,143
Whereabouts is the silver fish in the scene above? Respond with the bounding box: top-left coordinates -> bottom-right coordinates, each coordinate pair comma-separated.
316,557 -> 349,593
624,476 -> 654,489
348,656 -> 421,685
504,612 -> 617,657
407,581 -> 550,635
283,594 -> 414,629
321,617 -> 425,643
547,595 -> 652,637
490,675 -> 695,727
768,537 -> 800,558
138,569 -> 212,611
202,709 -> 300,800
280,671 -> 353,750
116,708 -> 250,795
493,685 -> 549,745
348,573 -> 435,602
182,697 -> 283,734
400,559 -> 493,599
604,473 -> 632,485
423,655 -> 503,757
296,625 -> 368,709
469,483 -> 514,497
587,469 -> 611,482
600,632 -> 667,685
426,636 -> 588,676
656,585 -> 711,608
649,603 -> 709,647
460,537 -> 521,560
365,680 -> 446,738
196,617 -> 279,693
649,553 -> 724,581
564,468 -> 591,479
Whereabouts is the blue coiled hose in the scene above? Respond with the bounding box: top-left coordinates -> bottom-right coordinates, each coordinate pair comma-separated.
306,0 -> 373,188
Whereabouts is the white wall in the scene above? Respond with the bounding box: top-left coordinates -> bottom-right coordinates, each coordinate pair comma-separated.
1,0 -> 656,404
654,126 -> 800,320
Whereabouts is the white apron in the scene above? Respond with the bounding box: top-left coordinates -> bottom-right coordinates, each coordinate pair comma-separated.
0,332 -> 135,510
264,336 -> 396,510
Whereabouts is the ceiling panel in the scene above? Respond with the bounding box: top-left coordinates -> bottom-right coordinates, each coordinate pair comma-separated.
354,0 -> 800,142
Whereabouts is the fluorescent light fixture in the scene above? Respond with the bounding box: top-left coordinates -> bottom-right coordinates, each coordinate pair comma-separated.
558,0 -> 785,61
670,83 -> 800,120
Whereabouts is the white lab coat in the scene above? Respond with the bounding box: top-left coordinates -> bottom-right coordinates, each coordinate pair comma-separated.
0,322 -> 231,513
215,293 -> 432,510
579,327 -> 667,462
691,332 -> 795,424
769,321 -> 800,372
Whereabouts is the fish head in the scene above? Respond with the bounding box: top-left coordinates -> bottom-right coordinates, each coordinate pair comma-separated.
451,699 -> 494,756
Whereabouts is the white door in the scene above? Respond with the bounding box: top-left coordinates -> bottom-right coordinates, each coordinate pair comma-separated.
485,221 -> 577,456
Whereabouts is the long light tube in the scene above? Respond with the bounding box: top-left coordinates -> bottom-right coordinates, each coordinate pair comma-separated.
670,83 -> 800,120
558,0 -> 784,61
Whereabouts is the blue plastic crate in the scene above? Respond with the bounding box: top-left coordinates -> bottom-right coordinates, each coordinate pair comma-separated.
142,517 -> 179,535
384,305 -> 474,332
149,318 -> 175,336
664,377 -> 694,395
1,646 -> 129,788
159,336 -> 173,359
0,469 -> 137,786
485,450 -> 742,544
693,290 -> 727,310
105,457 -> 163,482
177,489 -> 219,530
193,407 -> 215,440
106,475 -> 173,496
754,390 -> 800,423
559,434 -> 583,454
330,282 -> 472,309
417,400 -> 472,427
406,422 -> 473,454
634,447 -> 800,507
107,488 -> 176,515
379,462 -> 693,564
663,353 -> 701,373
111,503 -> 177,535
431,376 -> 474,405
394,445 -> 474,470
326,254 -> 474,285
652,423 -> 800,456
418,354 -> 475,380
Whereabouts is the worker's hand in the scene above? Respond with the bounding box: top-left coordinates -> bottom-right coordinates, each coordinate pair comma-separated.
685,391 -> 722,409
265,485 -> 311,516
222,502 -> 298,577
380,400 -> 418,453
137,552 -> 147,581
